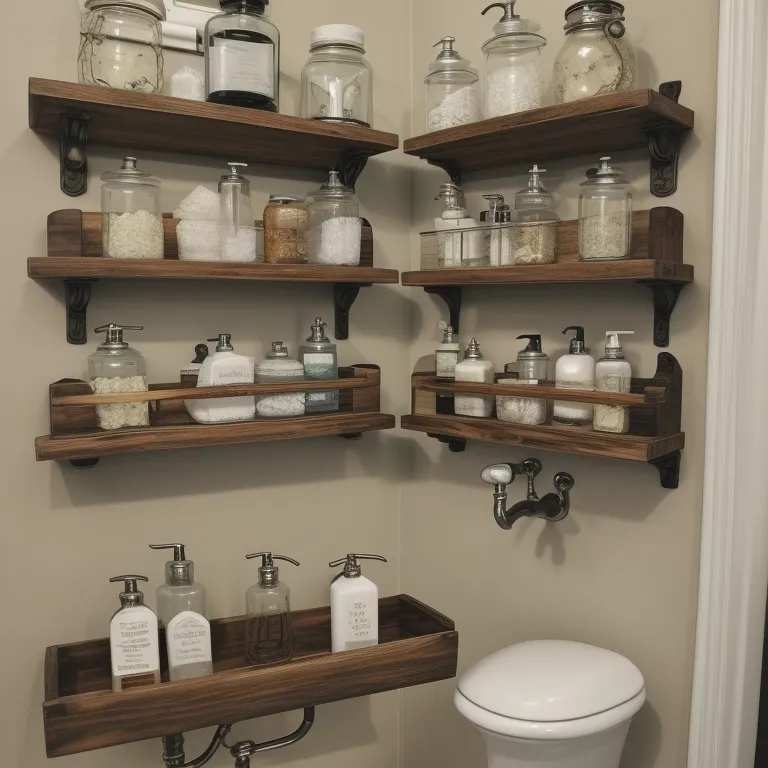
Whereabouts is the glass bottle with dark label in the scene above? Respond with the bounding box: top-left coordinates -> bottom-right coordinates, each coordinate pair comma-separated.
205,0 -> 280,112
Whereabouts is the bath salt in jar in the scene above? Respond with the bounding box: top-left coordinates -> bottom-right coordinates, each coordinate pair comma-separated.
263,195 -> 309,264
255,342 -> 306,418
425,37 -> 480,133
307,171 -> 362,266
101,157 -> 164,260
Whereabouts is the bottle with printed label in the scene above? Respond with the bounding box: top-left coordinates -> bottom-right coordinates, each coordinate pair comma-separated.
299,317 -> 339,413
205,0 -> 280,112
329,554 -> 387,653
149,544 -> 212,682
109,575 -> 161,693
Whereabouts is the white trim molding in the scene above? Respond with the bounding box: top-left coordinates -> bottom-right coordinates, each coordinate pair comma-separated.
688,1 -> 768,766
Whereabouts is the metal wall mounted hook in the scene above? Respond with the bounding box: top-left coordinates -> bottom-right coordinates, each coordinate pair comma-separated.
481,460 -> 574,530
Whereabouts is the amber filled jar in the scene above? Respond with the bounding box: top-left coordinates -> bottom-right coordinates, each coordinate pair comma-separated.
263,195 -> 309,264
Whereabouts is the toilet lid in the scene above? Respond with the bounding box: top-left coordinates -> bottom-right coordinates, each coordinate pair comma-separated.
457,640 -> 645,722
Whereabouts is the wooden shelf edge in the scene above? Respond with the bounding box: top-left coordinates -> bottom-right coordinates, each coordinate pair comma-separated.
36,413 -> 396,461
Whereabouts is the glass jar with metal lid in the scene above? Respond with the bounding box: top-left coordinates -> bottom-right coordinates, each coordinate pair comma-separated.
263,195 -> 309,264
578,156 -> 633,261
301,25 -> 373,127
101,157 -> 164,260
481,1 -> 547,119
78,0 -> 165,93
425,37 -> 480,133
307,171 -> 361,266
553,1 -> 636,104
497,334 -> 549,425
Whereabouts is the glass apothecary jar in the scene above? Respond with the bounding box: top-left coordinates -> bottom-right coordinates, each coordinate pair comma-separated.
78,0 -> 165,93
308,171 -> 361,266
263,195 -> 309,264
481,1 -> 547,118
511,164 -> 560,265
553,1 -> 636,104
301,25 -> 373,127
101,157 -> 164,260
578,157 -> 632,261
255,342 -> 306,418
218,162 -> 260,263
425,37 -> 479,133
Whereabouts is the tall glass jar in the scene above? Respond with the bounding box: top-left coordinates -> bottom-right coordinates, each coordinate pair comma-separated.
301,25 -> 373,127
255,343 -> 306,418
425,37 -> 479,133
307,171 -> 361,266
101,157 -> 164,260
512,164 -> 560,265
553,1 -> 636,104
263,195 -> 309,264
78,0 -> 165,93
205,0 -> 280,112
578,157 -> 632,261
481,1 -> 547,118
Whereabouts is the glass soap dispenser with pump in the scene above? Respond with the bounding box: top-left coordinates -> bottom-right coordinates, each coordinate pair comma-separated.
483,193 -> 513,266
245,552 -> 300,665
255,342 -> 306,418
498,334 -> 549,425
219,162 -> 258,263
149,543 -> 212,682
299,317 -> 339,413
435,183 -> 483,267
512,164 -> 560,265
594,330 -> 634,434
425,36 -> 480,132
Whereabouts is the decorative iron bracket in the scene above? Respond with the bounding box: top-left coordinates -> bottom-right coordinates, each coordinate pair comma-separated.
645,81 -> 688,198
65,279 -> 95,345
333,283 -> 371,340
424,286 -> 462,334
338,150 -> 371,190
60,114 -> 90,197
648,282 -> 684,348
427,433 -> 467,452
428,159 -> 462,187
651,451 -> 682,489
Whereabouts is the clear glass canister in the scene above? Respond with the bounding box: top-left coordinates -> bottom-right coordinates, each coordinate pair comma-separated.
425,36 -> 479,133
301,25 -> 373,127
512,164 -> 560,265
263,195 -> 309,264
88,324 -> 149,430
578,157 -> 632,261
553,1 -> 636,104
78,0 -> 165,93
481,1 -> 547,118
218,162 -> 259,263
308,171 -> 361,266
101,157 -> 163,260
255,342 -> 306,418
497,334 -> 549,425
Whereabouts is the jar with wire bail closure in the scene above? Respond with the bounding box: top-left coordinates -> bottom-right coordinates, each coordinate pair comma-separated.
425,36 -> 480,132
553,1 -> 636,104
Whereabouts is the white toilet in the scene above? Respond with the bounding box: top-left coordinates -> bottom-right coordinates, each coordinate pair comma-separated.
454,640 -> 646,768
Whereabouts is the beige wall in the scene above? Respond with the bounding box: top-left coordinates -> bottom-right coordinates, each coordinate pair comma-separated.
402,3 -> 717,768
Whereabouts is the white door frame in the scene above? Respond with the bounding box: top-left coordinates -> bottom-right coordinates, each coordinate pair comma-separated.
687,1 -> 768,766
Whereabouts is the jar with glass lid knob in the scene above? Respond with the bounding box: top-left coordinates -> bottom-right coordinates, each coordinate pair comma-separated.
301,25 -> 373,127
307,171 -> 361,266
425,37 -> 480,133
78,0 -> 165,93
481,0 -> 547,118
578,157 -> 633,261
553,1 -> 636,104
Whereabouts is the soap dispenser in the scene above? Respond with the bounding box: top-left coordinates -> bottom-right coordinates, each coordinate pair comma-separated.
186,333 -> 255,424
255,342 -> 307,418
109,575 -> 161,693
245,552 -> 300,665
219,162 -> 257,263
498,334 -> 549,425
149,543 -> 212,682
482,193 -> 513,265
435,322 -> 462,382
512,164 -> 560,265
553,326 -> 595,425
299,317 -> 339,413
455,337 -> 495,418
329,554 -> 388,653
435,182 -> 483,267
594,331 -> 634,434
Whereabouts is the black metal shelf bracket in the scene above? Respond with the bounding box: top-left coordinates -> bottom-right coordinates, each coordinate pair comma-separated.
65,279 -> 95,346
338,150 -> 372,191
333,283 -> 372,340
651,451 -> 682,489
649,282 -> 684,348
646,81 -> 689,198
424,286 -> 462,334
429,160 -> 462,187
60,114 -> 90,197
427,433 -> 467,453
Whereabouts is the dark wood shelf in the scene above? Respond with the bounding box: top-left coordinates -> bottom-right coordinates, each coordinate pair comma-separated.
404,85 -> 694,197
43,595 -> 458,757
406,354 -> 685,488
405,208 -> 692,347
29,78 -> 399,194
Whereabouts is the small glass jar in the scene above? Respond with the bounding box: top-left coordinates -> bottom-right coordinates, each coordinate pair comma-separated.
301,25 -> 373,127
512,164 -> 560,265
255,342 -> 306,419
578,157 -> 632,261
553,1 -> 636,104
308,171 -> 361,266
263,195 -> 309,264
425,37 -> 479,133
481,1 -> 547,119
101,157 -> 164,260
78,0 -> 165,93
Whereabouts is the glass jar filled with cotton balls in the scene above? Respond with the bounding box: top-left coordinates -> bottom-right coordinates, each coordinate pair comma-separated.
307,171 -> 362,266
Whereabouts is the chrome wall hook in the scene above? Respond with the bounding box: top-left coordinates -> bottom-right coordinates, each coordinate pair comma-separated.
481,460 -> 574,530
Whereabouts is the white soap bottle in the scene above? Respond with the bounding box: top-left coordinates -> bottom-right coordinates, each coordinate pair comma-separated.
185,333 -> 255,424
109,575 -> 161,693
455,337 -> 495,417
435,183 -> 483,266
594,331 -> 634,434
553,326 -> 595,425
329,554 -> 388,653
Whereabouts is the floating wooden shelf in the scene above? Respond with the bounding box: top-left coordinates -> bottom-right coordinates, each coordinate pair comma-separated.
404,207 -> 692,347
30,210 -> 399,343
404,353 -> 684,488
29,78 -> 400,196
43,595 -> 458,757
404,83 -> 694,197
36,365 -> 394,465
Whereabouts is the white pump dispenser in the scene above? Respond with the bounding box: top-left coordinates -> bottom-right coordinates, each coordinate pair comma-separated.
553,326 -> 595,425
594,331 -> 634,434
